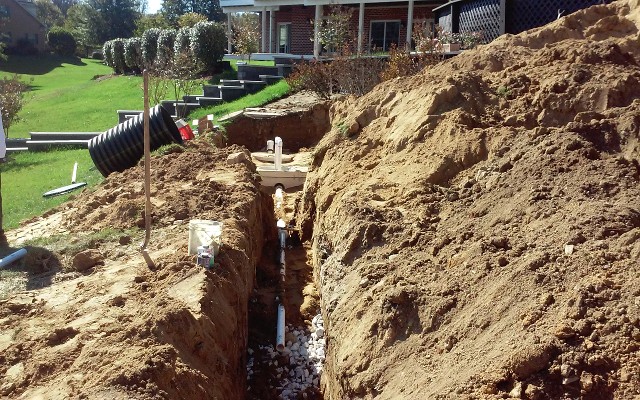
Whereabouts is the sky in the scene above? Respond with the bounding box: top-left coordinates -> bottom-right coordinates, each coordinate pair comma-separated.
147,0 -> 162,14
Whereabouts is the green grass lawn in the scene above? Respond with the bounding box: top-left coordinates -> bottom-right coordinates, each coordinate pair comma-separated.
1,55 -> 143,138
2,149 -> 103,229
190,80 -> 290,124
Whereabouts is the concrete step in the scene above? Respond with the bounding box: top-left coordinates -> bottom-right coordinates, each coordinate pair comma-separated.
196,96 -> 223,106
117,110 -> 143,123
26,140 -> 89,151
203,85 -> 221,97
30,132 -> 102,141
259,75 -> 284,84
219,86 -> 247,102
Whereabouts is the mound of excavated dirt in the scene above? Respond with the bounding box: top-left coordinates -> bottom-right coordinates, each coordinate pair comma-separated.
1,141 -> 274,399
298,1 -> 640,399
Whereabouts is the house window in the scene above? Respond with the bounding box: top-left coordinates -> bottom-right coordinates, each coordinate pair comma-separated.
0,5 -> 10,18
278,23 -> 290,53
370,20 -> 400,52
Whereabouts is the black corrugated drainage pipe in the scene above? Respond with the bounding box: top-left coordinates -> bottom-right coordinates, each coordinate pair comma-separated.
88,105 -> 182,177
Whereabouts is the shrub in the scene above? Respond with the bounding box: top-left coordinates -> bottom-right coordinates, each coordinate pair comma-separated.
102,40 -> 114,68
91,51 -> 103,60
174,27 -> 192,57
124,37 -> 143,72
286,60 -> 334,99
156,29 -> 177,68
47,27 -> 77,56
110,38 -> 127,74
0,74 -> 30,135
190,21 -> 225,72
141,28 -> 161,68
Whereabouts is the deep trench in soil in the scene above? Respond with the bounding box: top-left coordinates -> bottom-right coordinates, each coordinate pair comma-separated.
245,186 -> 325,400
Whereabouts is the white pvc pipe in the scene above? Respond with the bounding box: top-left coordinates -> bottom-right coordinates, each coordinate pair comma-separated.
267,139 -> 274,153
71,162 -> 78,184
0,248 -> 27,269
276,303 -> 286,351
274,136 -> 283,170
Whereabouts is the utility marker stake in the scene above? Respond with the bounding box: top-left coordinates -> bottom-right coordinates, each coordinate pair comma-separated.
140,69 -> 155,268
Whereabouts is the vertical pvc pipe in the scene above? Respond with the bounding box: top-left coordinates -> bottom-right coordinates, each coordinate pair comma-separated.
276,303 -> 285,351
71,162 -> 78,184
274,136 -> 283,171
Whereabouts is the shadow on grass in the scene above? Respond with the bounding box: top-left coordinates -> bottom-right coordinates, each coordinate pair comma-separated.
0,245 -> 60,296
0,158 -> 46,173
0,54 -> 87,75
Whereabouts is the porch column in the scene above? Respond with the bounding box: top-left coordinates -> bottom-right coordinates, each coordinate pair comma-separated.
314,4 -> 322,58
406,0 -> 414,50
358,2 -> 364,54
262,7 -> 267,52
270,10 -> 275,53
227,13 -> 232,54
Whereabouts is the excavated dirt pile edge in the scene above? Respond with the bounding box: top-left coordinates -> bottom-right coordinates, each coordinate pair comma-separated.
299,2 -> 640,399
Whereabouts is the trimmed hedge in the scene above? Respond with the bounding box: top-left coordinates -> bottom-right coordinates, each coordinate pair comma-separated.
111,38 -> 127,74
190,21 -> 225,72
103,40 -> 114,69
156,29 -> 177,67
47,27 -> 77,56
124,37 -> 143,72
141,28 -> 161,68
174,27 -> 192,57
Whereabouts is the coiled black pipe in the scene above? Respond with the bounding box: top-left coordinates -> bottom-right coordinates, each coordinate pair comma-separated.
88,105 -> 182,177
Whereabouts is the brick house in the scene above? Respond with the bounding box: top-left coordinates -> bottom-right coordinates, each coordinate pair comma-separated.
221,0 -> 446,57
0,0 -> 47,53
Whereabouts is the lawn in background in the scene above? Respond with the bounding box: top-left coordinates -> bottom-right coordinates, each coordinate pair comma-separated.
1,55 -> 143,138
1,149 -> 103,229
189,80 -> 290,124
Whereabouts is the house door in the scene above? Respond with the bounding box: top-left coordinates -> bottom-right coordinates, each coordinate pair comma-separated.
278,23 -> 291,53
370,20 -> 400,52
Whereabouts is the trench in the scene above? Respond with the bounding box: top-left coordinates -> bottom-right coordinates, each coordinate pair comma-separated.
244,185 -> 325,400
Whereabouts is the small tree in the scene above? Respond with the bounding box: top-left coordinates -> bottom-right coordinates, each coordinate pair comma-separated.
47,27 -> 77,56
314,5 -> 354,56
190,21 -> 225,72
0,75 -> 29,136
232,13 -> 260,62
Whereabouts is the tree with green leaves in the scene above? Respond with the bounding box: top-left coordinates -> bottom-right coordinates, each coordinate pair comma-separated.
52,0 -> 78,16
36,0 -> 64,31
134,13 -> 170,37
178,12 -> 207,28
86,0 -> 141,43
64,3 -> 98,56
162,0 -> 223,26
